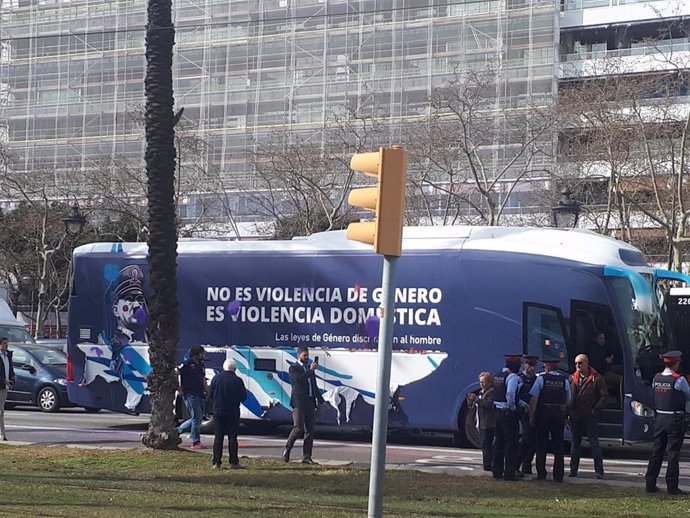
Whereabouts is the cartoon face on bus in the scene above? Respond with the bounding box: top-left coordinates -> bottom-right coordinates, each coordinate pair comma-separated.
109,265 -> 147,346
91,264 -> 152,412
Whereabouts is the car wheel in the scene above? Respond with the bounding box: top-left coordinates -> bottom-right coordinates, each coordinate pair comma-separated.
37,387 -> 60,413
83,407 -> 101,413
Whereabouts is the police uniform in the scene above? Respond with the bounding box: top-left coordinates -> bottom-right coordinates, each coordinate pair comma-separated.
492,354 -> 523,481
529,359 -> 570,482
645,350 -> 690,495
517,355 -> 538,475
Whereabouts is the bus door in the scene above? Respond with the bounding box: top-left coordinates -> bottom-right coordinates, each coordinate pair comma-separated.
237,346 -> 290,422
523,303 -> 569,372
570,300 -> 624,441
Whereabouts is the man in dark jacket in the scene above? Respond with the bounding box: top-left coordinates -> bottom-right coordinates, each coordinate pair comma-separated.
0,337 -> 15,441
283,345 -> 324,464
175,345 -> 208,449
210,359 -> 248,469
568,353 -> 608,479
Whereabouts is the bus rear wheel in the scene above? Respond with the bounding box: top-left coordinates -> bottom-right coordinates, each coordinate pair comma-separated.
464,407 -> 481,449
453,404 -> 480,448
200,417 -> 215,435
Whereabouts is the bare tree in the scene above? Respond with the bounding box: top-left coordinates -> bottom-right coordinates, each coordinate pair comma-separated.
405,69 -> 556,226
244,109 -> 385,238
557,19 -> 690,268
0,165 -> 77,337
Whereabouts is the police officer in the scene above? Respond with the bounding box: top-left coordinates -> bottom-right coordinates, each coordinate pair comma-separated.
492,354 -> 523,481
517,355 -> 538,476
645,350 -> 690,495
529,358 -> 570,483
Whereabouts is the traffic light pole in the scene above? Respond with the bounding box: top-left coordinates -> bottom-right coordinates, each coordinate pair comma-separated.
367,255 -> 398,518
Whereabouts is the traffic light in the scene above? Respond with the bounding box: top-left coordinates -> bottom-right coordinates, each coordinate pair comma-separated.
346,146 -> 407,256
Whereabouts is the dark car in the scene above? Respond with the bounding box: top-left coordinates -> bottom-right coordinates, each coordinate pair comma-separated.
34,339 -> 68,354
5,344 -> 75,412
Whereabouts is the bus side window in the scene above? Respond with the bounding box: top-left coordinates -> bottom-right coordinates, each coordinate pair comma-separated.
524,304 -> 568,372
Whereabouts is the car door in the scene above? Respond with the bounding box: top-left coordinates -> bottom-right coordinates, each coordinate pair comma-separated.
8,347 -> 35,403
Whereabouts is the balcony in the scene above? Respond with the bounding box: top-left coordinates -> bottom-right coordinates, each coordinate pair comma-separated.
560,0 -> 690,29
559,41 -> 690,78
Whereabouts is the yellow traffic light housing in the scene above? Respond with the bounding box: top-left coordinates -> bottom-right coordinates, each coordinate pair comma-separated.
346,146 -> 407,256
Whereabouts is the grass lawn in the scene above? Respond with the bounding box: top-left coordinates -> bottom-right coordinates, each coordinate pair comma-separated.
0,446 -> 685,517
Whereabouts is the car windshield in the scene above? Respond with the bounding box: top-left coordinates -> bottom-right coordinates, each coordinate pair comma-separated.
33,349 -> 67,366
0,326 -> 36,344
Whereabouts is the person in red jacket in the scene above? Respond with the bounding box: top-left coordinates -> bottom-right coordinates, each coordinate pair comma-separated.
568,353 -> 608,479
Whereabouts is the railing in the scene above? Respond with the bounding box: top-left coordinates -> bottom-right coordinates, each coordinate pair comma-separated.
561,41 -> 690,62
562,0 -> 665,12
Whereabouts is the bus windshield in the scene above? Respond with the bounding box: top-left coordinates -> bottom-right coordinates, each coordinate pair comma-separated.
608,276 -> 670,360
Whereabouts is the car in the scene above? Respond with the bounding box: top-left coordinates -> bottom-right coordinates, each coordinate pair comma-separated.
4,344 -> 76,413
34,338 -> 68,354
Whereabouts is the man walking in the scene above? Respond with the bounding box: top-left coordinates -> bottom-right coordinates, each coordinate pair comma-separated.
492,354 -> 523,481
283,346 -> 324,464
0,337 -> 14,441
175,345 -> 208,449
645,350 -> 690,495
568,353 -> 607,479
529,359 -> 569,482
210,359 -> 248,469
518,355 -> 538,475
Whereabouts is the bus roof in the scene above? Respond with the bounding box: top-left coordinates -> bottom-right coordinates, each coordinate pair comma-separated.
73,226 -> 647,270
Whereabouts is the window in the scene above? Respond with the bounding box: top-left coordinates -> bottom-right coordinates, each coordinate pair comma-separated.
254,358 -> 276,372
0,326 -> 36,344
10,348 -> 29,367
524,303 -> 568,371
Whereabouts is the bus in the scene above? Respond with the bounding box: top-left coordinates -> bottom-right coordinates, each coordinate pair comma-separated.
66,226 -> 690,445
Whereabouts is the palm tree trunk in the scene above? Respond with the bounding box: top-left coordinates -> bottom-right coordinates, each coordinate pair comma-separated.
141,0 -> 181,450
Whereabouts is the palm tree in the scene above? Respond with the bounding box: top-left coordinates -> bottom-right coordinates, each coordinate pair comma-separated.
141,0 -> 181,450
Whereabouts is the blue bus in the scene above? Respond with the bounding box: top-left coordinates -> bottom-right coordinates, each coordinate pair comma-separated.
66,226 -> 690,445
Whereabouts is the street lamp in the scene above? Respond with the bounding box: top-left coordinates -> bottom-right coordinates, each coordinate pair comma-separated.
63,203 -> 86,238
551,187 -> 581,229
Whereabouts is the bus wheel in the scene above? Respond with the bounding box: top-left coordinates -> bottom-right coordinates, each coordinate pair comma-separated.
453,404 -> 480,448
464,408 -> 481,449
200,417 -> 215,435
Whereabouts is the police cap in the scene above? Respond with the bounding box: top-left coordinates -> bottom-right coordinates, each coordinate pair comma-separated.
522,355 -> 539,365
661,350 -> 682,364
541,358 -> 560,366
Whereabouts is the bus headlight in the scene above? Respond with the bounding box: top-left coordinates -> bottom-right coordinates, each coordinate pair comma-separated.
631,400 -> 654,417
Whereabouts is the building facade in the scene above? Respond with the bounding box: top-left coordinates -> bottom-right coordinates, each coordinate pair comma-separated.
0,0 -> 687,228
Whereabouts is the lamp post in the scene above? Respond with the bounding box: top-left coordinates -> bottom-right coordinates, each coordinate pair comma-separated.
551,188 -> 581,229
62,203 -> 86,238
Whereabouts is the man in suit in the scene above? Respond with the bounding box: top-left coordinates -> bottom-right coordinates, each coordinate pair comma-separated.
283,346 -> 324,464
0,337 -> 15,441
